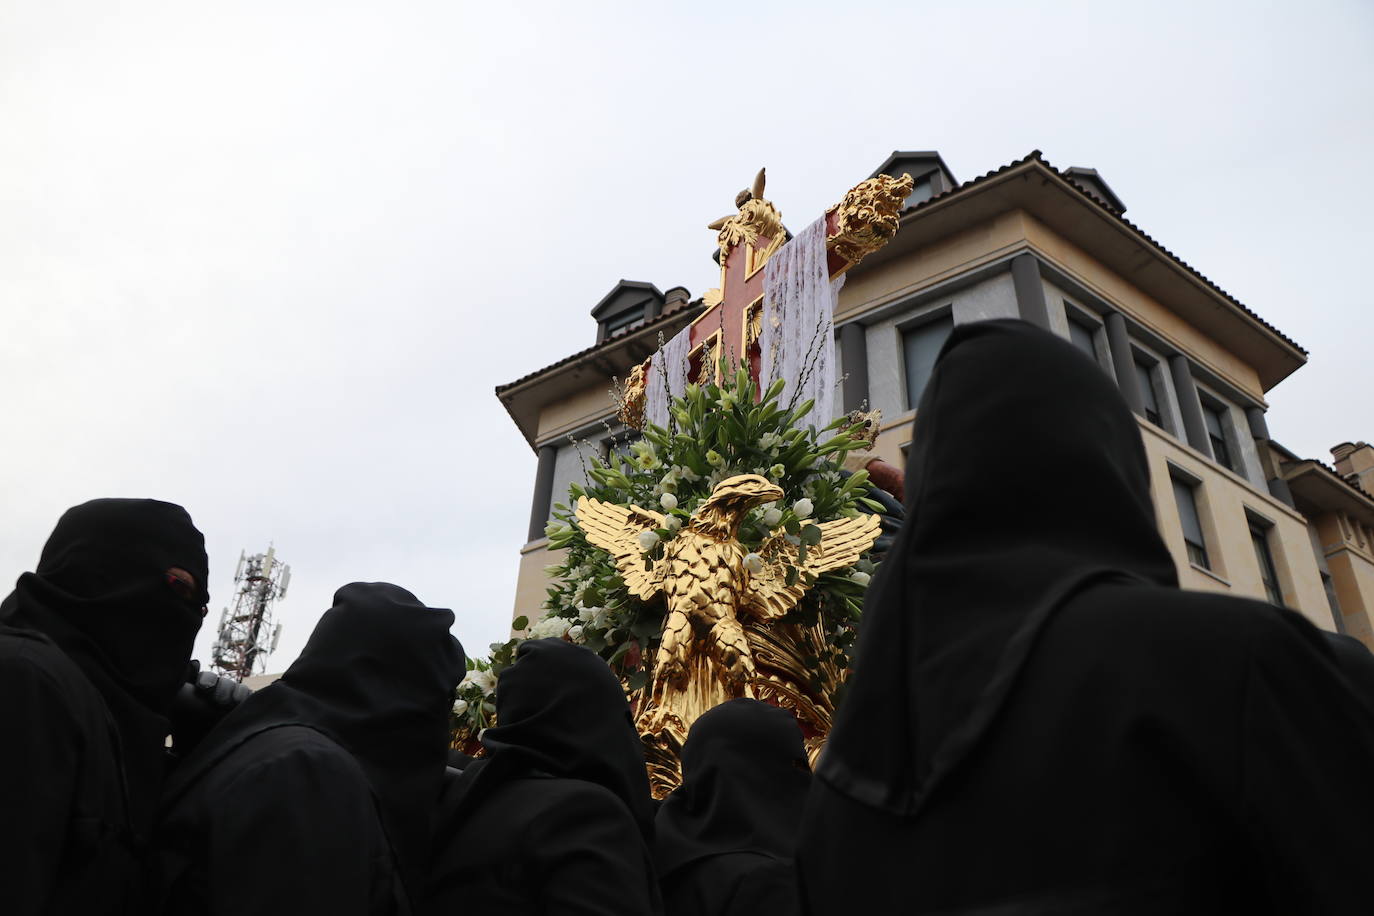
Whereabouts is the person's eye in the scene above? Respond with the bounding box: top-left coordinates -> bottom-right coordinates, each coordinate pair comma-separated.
165,571 -> 196,601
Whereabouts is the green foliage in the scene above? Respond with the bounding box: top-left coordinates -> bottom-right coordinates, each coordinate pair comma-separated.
465,368 -> 882,733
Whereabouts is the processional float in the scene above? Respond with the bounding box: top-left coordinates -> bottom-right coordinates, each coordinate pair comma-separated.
574,168 -> 912,795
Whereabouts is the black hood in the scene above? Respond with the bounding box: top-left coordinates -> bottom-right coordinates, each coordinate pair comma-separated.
1,498 -> 209,834
3,497 -> 209,712
655,698 -> 811,878
817,319 -> 1177,815
471,638 -> 656,841
163,582 -> 466,905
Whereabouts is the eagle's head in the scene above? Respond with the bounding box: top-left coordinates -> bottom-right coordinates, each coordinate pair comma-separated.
703,474 -> 785,518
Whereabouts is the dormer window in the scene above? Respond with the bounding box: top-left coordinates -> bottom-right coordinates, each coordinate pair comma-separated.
605,307 -> 646,338
591,280 -> 669,345
905,175 -> 934,209
868,151 -> 958,212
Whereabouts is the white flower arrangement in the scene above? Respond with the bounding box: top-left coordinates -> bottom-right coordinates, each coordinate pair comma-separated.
451,367 -> 888,745
528,615 -> 572,640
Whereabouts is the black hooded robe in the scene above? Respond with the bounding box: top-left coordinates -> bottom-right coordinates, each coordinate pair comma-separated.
154,582 -> 465,916
654,698 -> 810,916
799,319 -> 1374,914
0,499 -> 208,916
426,638 -> 662,916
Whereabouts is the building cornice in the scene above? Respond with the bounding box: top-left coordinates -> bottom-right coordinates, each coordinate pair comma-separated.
857,150 -> 1306,390
1283,459 -> 1374,528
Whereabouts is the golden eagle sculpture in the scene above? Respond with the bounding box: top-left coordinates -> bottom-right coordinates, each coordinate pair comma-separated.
576,473 -> 881,794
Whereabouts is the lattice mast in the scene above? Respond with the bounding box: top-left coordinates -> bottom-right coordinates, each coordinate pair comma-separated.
211,546 -> 290,681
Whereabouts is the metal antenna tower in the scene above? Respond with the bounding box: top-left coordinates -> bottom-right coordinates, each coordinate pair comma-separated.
211,546 -> 291,681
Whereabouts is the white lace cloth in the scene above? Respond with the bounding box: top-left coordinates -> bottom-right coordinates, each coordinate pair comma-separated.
643,214 -> 840,431
760,215 -> 842,431
643,322 -> 692,430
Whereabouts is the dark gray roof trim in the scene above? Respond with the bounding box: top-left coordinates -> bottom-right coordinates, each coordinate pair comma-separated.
895,149 -> 1305,357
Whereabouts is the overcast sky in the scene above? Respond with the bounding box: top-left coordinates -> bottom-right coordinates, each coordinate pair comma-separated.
2,0 -> 1370,672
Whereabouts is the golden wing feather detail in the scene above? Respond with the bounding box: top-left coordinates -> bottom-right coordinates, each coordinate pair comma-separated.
744,514 -> 882,620
575,496 -> 667,600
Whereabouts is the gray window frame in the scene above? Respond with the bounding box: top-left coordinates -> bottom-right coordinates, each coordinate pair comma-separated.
603,306 -> 647,338
1199,396 -> 1236,474
1245,510 -> 1284,605
1170,468 -> 1211,570
1063,302 -> 1114,374
1133,349 -> 1166,430
898,308 -> 955,411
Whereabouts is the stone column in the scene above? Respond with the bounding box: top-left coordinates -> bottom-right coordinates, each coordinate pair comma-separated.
1246,406 -> 1295,508
1104,312 -> 1144,416
839,322 -> 869,414
526,444 -> 558,542
1169,354 -> 1212,457
1010,253 -> 1051,329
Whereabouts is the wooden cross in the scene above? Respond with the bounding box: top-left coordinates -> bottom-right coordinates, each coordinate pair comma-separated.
617,168 -> 912,426
689,168 -> 914,385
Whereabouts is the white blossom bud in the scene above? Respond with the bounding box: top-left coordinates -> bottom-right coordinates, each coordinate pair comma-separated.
638,530 -> 661,551
660,492 -> 678,511
793,498 -> 814,519
742,552 -> 765,575
451,698 -> 468,716
761,507 -> 783,528
849,570 -> 872,587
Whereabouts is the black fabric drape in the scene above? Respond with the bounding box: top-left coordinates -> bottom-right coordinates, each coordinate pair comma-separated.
818,319 -> 1177,815
655,698 -> 809,876
460,637 -> 656,840
0,499 -> 207,915
655,698 -> 809,916
428,638 -> 661,915
800,319 -> 1374,914
159,582 -> 465,910
1324,631 -> 1374,707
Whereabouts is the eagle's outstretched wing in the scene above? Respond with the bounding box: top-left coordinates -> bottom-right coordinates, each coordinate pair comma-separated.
744,514 -> 881,620
575,496 -> 668,600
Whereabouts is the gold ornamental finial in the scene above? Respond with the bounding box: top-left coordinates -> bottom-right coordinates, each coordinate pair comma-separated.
826,172 -> 914,265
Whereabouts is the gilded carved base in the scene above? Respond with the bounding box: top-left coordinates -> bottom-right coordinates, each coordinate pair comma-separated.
635,615 -> 846,797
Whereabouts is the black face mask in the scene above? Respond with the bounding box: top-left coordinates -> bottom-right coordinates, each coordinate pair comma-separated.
4,498 -> 209,714
1,498 -> 210,835
481,638 -> 657,841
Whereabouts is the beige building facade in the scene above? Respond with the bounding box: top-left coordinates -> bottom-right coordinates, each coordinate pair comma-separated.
497,150 -> 1372,647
